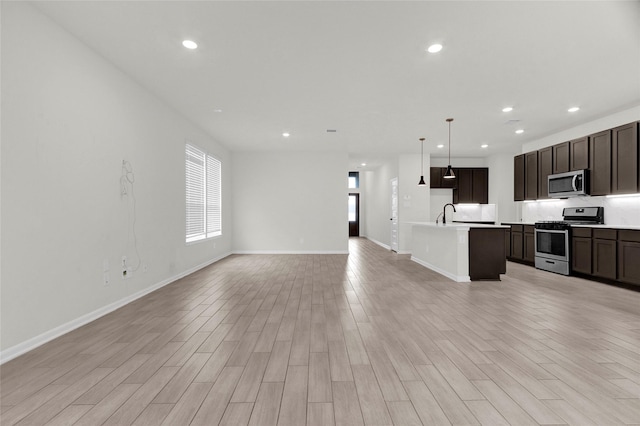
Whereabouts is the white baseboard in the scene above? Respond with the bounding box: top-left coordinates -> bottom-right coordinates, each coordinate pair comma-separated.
364,237 -> 391,251
411,256 -> 470,283
233,250 -> 349,255
0,252 -> 232,365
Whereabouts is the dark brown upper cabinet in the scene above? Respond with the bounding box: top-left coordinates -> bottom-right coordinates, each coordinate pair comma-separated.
589,130 -> 612,196
451,167 -> 489,204
525,151 -> 538,200
471,168 -> 489,204
553,142 -> 570,174
612,122 -> 639,194
429,167 -> 456,189
538,146 -> 553,199
429,167 -> 441,189
514,154 -> 525,201
453,168 -> 473,203
570,136 -> 589,171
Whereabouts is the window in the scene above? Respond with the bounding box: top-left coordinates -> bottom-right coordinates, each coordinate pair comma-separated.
186,143 -> 221,243
348,171 -> 359,189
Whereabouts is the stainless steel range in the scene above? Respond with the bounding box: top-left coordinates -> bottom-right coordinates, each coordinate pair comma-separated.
534,207 -> 604,275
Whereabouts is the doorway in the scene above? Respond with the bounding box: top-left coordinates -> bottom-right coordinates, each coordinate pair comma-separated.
349,193 -> 360,237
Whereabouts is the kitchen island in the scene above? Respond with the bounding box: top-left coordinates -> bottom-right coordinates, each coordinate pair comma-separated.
410,222 -> 509,282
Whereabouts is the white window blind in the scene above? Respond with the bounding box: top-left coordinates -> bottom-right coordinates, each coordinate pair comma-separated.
186,143 -> 222,243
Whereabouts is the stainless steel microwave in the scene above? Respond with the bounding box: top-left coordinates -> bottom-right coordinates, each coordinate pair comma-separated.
548,169 -> 589,198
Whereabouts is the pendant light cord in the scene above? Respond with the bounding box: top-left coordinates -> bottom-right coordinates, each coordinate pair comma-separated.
421,138 -> 424,175
448,120 -> 451,164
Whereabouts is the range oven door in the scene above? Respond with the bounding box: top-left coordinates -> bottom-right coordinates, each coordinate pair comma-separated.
535,228 -> 569,262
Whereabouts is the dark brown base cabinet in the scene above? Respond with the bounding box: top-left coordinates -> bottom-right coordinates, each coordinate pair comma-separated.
524,226 -> 535,263
510,225 -> 524,260
506,224 -> 534,265
618,231 -> 640,285
505,227 -> 511,258
469,228 -> 507,280
572,227 -> 592,274
593,229 -> 617,280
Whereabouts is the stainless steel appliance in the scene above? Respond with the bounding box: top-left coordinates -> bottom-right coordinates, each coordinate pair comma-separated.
548,169 -> 589,198
534,207 -> 604,275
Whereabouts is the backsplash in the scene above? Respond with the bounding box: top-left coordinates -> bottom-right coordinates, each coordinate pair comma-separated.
521,195 -> 640,226
452,204 -> 497,222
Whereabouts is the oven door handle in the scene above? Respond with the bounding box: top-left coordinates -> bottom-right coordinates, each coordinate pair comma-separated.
572,174 -> 578,191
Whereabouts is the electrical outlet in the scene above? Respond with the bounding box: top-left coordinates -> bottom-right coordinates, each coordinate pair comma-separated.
121,256 -> 129,279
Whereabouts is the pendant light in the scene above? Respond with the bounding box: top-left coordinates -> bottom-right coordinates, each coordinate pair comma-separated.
443,118 -> 456,179
418,137 -> 426,186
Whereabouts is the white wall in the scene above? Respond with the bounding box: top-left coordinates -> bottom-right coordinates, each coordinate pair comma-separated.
361,158 -> 398,248
398,154 -> 430,253
486,152 -> 518,223
1,3 -> 232,357
231,151 -> 348,253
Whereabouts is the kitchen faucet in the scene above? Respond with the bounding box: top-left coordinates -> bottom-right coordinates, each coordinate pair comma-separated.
442,203 -> 456,225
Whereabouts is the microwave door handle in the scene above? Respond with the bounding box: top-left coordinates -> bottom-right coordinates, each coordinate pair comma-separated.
572,174 -> 578,191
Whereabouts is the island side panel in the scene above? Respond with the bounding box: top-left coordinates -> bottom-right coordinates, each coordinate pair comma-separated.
410,224 -> 470,282
468,228 -> 507,280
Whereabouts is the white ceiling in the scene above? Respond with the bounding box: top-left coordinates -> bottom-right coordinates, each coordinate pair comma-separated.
34,1 -> 640,170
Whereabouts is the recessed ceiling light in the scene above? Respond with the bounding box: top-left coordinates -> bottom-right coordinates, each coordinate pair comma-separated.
361,163 -> 367,166
427,44 -> 443,53
282,132 -> 290,138
502,107 -> 513,112
213,109 -> 223,113
437,144 -> 444,149
481,144 -> 488,148
182,40 -> 198,49
568,106 -> 580,113
515,129 -> 524,134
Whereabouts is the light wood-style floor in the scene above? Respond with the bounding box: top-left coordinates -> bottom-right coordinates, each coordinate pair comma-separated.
2,237 -> 640,425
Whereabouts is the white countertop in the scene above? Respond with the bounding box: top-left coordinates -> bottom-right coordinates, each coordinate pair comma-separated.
500,222 -> 640,230
408,222 -> 510,230
571,224 -> 640,230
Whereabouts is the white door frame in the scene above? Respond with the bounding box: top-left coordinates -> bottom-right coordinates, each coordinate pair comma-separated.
390,177 -> 399,252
